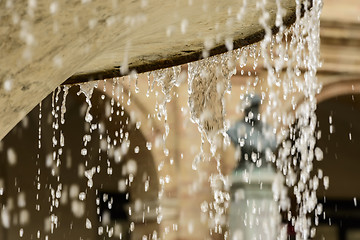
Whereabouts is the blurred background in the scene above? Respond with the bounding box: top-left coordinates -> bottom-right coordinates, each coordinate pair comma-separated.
1,0 -> 360,239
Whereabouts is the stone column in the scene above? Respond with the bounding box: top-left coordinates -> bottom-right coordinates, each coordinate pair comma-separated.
229,164 -> 280,240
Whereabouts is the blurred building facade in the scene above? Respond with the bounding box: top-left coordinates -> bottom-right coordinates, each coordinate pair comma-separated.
1,0 -> 360,239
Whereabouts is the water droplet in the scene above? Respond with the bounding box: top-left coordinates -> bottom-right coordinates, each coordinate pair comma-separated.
3,79 -> 13,91
323,176 -> 329,190
81,148 -> 87,156
7,148 -> 17,166
130,222 -> 135,231
86,218 -> 92,229
146,142 -> 152,150
79,192 -> 86,201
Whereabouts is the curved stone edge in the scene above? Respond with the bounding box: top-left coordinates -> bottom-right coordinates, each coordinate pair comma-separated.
64,10 -> 298,85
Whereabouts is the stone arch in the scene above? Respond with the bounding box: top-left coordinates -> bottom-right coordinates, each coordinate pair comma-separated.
274,76 -> 360,136
99,78 -> 166,171
274,77 -> 360,239
99,77 -> 181,239
284,76 -> 360,114
317,77 -> 360,104
0,85 -> 160,240
312,92 -> 360,239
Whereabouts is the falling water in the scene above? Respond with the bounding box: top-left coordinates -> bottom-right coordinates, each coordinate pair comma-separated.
0,0 -> 325,239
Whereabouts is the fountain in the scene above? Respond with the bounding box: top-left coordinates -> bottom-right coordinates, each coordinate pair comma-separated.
0,0 -> 298,141
0,0 -> 325,239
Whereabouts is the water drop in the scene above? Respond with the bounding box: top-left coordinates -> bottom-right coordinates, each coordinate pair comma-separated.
86,218 -> 92,229
7,148 -> 17,166
81,148 -> 87,156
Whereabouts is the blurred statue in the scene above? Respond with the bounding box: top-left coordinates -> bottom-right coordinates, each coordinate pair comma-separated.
227,94 -> 277,168
227,94 -> 280,240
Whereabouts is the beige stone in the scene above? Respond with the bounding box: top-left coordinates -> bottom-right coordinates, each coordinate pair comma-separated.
0,0 -> 298,141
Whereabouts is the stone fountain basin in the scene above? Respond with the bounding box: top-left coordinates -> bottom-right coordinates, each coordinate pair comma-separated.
0,0 -> 296,140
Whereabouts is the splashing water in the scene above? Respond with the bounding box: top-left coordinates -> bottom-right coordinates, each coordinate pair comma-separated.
0,0 -> 325,239
188,52 -> 236,156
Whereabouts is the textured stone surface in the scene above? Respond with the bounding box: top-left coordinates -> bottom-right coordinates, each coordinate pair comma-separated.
0,0 -> 297,140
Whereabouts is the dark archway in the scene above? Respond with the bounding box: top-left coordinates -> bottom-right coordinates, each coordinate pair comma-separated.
314,94 -> 360,240
0,86 -> 159,239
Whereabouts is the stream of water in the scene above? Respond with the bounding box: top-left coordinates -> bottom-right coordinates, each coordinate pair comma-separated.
0,0 -> 324,239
